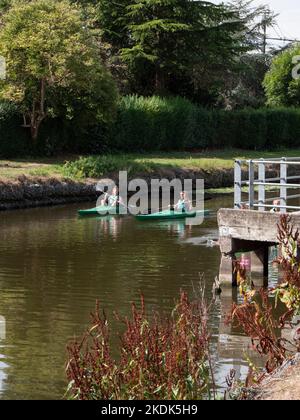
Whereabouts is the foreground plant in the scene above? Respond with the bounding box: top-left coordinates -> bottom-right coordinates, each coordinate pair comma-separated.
66,291 -> 213,400
230,215 -> 300,383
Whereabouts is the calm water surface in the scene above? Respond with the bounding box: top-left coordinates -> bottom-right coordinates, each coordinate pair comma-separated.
0,195 -> 274,399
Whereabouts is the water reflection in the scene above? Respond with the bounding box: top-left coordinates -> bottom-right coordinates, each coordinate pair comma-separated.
0,317 -> 5,340
0,196 -> 281,399
94,216 -> 124,241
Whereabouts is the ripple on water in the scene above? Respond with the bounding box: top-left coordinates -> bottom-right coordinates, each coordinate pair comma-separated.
0,198 -> 278,399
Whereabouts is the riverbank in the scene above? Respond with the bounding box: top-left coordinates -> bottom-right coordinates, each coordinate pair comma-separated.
0,149 -> 297,210
251,354 -> 300,400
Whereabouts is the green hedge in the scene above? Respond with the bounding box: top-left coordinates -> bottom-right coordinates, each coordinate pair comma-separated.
2,96 -> 300,157
0,102 -> 29,157
110,97 -> 300,152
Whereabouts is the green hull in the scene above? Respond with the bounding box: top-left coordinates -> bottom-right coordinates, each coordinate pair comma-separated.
78,205 -> 121,217
135,209 -> 210,221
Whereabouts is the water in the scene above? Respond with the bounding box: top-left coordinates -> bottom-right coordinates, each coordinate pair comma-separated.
0,195 -> 271,400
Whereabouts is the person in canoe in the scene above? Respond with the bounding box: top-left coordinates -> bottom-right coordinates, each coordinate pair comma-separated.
170,191 -> 192,212
101,186 -> 124,208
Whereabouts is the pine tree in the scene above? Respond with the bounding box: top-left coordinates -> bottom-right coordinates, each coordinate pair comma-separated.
95,0 -> 246,95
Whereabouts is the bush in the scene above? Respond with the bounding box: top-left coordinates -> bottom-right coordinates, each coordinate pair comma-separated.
108,96 -> 300,152
2,95 -> 300,157
63,154 -> 158,178
0,101 -> 29,157
0,105 -> 109,157
112,95 -> 197,152
66,291 -> 212,400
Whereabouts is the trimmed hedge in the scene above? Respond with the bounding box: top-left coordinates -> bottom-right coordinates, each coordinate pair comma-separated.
111,97 -> 300,152
0,102 -> 29,157
2,96 -> 300,157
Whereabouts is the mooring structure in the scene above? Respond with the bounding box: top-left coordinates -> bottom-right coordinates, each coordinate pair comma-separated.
218,157 -> 300,286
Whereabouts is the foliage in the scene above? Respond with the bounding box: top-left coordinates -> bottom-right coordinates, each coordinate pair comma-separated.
0,0 -> 118,140
63,154 -> 159,178
223,54 -> 271,109
263,44 -> 300,107
230,215 -> 300,380
110,96 -> 300,152
0,100 -> 29,157
3,93 -> 300,156
66,291 -> 213,400
112,95 -> 197,151
92,0 -> 248,101
205,0 -> 276,108
230,289 -> 290,375
228,0 -> 277,52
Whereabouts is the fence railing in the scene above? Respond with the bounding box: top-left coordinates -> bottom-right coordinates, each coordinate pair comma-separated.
234,157 -> 300,213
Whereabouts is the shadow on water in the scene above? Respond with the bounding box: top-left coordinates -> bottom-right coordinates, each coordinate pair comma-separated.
0,194 -> 280,399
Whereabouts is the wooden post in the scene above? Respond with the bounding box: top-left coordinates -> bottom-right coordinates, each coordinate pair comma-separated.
258,158 -> 265,211
234,160 -> 242,209
280,157 -> 287,214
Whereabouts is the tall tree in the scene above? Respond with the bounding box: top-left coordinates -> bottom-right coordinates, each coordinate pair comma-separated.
229,0 -> 277,53
94,0 -> 247,98
0,0 -> 118,140
217,0 -> 277,108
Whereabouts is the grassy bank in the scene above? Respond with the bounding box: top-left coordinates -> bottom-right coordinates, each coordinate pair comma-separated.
1,148 -> 300,181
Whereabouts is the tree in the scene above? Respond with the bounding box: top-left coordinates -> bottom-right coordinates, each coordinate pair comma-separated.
0,0 -> 118,141
209,0 -> 277,109
263,44 -> 300,107
222,54 -> 271,109
228,0 -> 277,53
94,0 -> 247,98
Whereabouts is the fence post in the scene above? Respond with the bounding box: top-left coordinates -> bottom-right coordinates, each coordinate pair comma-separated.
248,160 -> 255,210
280,157 -> 287,214
258,158 -> 265,211
234,160 -> 242,209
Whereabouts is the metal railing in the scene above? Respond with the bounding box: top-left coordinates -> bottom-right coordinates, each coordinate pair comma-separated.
234,157 -> 300,213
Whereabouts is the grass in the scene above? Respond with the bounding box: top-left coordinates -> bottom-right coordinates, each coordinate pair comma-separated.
0,157 -> 68,181
1,148 -> 300,181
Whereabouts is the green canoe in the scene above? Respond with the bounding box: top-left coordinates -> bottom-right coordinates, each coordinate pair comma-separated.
78,205 -> 123,217
135,209 -> 210,221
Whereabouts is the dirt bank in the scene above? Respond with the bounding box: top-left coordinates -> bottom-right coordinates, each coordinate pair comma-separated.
252,354 -> 300,400
0,167 -> 278,211
0,177 -> 98,210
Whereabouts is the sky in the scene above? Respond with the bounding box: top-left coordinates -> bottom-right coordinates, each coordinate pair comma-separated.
215,0 -> 300,48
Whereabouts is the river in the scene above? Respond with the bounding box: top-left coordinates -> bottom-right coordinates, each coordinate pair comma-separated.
0,195 -> 277,399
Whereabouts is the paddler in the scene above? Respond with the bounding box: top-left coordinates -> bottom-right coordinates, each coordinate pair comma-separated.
101,186 -> 124,207
170,191 -> 192,212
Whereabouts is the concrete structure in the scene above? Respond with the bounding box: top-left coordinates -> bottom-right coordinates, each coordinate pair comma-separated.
218,157 -> 300,286
217,209 -> 282,285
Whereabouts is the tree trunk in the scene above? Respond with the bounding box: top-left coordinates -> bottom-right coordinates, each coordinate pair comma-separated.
30,124 -> 39,142
155,66 -> 165,95
28,79 -> 47,141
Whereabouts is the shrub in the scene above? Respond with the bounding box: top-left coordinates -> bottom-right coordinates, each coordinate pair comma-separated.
0,101 -> 29,157
66,291 -> 213,400
112,95 -> 197,152
108,97 -> 300,152
63,155 -> 158,178
230,215 -> 300,383
3,95 -> 300,157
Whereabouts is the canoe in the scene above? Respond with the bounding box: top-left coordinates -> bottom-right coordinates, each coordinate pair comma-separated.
78,205 -> 122,217
135,209 -> 210,221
